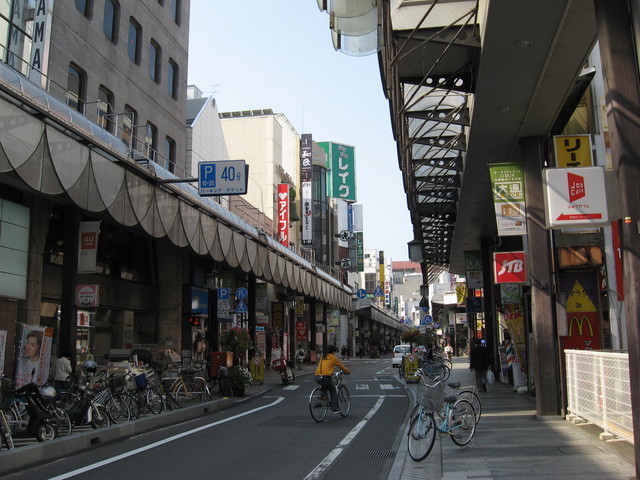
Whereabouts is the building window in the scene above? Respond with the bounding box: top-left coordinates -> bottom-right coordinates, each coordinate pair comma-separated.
122,104 -> 137,150
128,18 -> 141,64
75,0 -> 91,17
167,59 -> 178,99
145,122 -> 158,161
67,63 -> 85,112
171,0 -> 181,25
164,136 -> 176,173
103,0 -> 119,42
97,86 -> 114,133
149,40 -> 161,83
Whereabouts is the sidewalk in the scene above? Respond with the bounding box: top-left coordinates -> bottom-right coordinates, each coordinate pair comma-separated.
391,357 -> 636,480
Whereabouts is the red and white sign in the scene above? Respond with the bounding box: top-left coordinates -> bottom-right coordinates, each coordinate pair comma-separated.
76,284 -> 100,307
493,251 -> 527,284
544,167 -> 609,228
277,184 -> 289,247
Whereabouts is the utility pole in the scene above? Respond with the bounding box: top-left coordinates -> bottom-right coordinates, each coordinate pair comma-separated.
593,1 -> 640,476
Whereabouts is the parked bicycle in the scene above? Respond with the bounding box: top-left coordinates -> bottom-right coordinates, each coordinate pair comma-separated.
309,371 -> 351,422
407,378 -> 476,461
58,382 -> 112,429
414,367 -> 482,425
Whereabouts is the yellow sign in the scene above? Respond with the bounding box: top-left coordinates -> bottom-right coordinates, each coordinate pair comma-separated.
553,135 -> 593,167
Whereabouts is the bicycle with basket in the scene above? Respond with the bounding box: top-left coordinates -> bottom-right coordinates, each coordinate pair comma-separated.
407,377 -> 477,461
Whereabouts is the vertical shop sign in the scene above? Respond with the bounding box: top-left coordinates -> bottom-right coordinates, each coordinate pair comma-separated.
330,143 -> 356,201
28,0 -> 54,88
488,163 -> 527,236
271,301 -> 285,330
464,251 -> 483,289
378,250 -> 385,293
356,232 -> 364,272
77,221 -> 101,273
301,134 -> 313,245
277,183 -> 289,246
296,321 -> 307,341
0,330 -> 6,375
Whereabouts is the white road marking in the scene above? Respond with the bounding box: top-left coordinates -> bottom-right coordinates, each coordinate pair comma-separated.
48,397 -> 285,480
380,384 -> 396,390
303,397 -> 385,480
355,384 -> 369,390
283,385 -> 300,390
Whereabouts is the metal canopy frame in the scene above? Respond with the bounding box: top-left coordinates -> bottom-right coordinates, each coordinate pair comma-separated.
380,0 -> 480,284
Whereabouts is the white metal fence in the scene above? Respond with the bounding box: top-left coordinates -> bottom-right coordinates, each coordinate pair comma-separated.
565,350 -> 633,443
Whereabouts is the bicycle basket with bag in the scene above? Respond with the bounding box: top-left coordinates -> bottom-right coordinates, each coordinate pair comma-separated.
134,373 -> 148,390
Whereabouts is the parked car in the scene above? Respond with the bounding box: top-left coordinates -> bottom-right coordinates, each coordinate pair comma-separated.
392,345 -> 412,367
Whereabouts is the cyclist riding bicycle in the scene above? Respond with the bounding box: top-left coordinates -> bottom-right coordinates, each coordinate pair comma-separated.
314,345 -> 350,413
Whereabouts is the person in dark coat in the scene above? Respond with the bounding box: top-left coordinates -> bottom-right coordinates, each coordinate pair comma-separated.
469,339 -> 491,392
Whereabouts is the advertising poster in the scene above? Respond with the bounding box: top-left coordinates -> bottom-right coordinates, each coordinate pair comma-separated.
559,272 -> 601,350
488,163 -> 527,236
15,325 -> 54,387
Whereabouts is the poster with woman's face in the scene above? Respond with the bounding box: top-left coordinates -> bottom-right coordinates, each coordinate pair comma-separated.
15,326 -> 54,387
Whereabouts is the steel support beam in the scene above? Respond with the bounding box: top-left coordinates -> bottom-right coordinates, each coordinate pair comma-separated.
594,0 -> 640,474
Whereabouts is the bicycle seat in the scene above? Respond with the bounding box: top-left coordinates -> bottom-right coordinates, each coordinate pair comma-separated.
448,382 -> 461,389
444,395 -> 458,404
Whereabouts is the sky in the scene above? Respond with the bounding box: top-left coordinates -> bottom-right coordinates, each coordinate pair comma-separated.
187,0 -> 413,262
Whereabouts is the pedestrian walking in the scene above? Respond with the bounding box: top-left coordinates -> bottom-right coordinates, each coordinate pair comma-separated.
295,346 -> 305,371
469,339 -> 491,392
444,343 -> 453,362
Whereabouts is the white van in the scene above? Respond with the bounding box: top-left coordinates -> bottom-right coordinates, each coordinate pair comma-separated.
392,345 -> 412,367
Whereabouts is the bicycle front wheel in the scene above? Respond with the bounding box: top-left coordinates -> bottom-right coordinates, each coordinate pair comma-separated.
145,388 -> 166,414
448,399 -> 476,446
52,407 -> 72,437
407,409 -> 436,461
0,412 -> 14,450
309,388 -> 328,423
338,385 -> 350,417
429,363 -> 450,382
457,390 -> 481,425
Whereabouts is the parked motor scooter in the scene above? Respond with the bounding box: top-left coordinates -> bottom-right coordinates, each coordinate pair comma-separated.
59,382 -> 112,429
2,380 -> 58,442
271,358 -> 296,385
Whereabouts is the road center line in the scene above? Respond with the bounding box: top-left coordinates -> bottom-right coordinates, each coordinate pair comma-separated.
303,397 -> 385,480
48,397 -> 285,480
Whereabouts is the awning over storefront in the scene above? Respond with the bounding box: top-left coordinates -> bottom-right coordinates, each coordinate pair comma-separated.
0,62 -> 352,310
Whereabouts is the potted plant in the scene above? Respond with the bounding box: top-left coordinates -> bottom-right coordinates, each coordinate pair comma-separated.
219,327 -> 252,365
226,365 -> 252,396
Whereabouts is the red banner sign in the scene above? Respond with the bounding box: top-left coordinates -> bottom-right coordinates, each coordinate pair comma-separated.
493,251 -> 527,284
277,184 -> 289,246
296,321 -> 307,341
